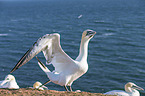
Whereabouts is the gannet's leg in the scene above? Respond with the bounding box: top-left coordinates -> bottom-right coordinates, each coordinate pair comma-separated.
64,86 -> 69,92
68,86 -> 73,92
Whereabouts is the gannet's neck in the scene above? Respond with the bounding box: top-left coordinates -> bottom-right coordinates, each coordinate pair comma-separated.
125,86 -> 131,93
76,38 -> 90,62
125,86 -> 135,93
125,88 -> 140,96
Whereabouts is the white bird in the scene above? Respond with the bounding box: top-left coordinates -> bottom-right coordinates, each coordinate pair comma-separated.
0,74 -> 19,89
78,15 -> 83,19
33,81 -> 48,90
104,82 -> 144,96
10,29 -> 96,91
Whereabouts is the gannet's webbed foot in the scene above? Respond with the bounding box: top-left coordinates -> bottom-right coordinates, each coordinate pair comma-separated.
64,86 -> 73,92
68,86 -> 73,92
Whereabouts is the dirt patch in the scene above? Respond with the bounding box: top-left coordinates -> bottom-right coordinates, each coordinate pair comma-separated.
0,88 -> 114,96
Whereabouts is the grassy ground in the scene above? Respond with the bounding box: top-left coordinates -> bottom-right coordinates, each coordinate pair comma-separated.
0,88 -> 115,96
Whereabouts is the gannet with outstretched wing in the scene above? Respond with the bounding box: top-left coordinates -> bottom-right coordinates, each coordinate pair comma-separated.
0,74 -> 19,89
104,82 -> 144,96
10,29 -> 96,91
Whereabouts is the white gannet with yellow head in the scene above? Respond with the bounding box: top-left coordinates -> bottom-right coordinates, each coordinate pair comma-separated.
104,82 -> 144,96
0,74 -> 19,89
10,29 -> 96,91
33,81 -> 48,90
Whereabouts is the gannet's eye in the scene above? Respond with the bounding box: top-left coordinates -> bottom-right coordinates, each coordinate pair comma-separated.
86,31 -> 93,36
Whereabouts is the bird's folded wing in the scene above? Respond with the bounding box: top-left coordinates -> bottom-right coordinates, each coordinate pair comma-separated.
104,90 -> 129,96
0,81 -> 3,86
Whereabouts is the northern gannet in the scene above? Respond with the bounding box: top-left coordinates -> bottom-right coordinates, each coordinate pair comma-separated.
10,29 -> 96,91
104,82 -> 144,96
0,74 -> 19,89
33,81 -> 48,90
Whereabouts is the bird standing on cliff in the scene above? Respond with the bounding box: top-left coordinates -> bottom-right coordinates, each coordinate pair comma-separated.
10,29 -> 96,91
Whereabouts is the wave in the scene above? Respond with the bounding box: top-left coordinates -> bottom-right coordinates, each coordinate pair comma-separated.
96,33 -> 115,38
0,34 -> 8,36
94,20 -> 105,23
103,33 -> 114,36
10,18 -> 25,22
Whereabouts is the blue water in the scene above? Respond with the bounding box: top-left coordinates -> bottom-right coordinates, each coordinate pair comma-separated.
0,0 -> 145,95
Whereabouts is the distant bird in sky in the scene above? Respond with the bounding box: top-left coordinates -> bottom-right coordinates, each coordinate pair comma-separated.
0,74 -> 19,89
10,29 -> 96,91
104,82 -> 144,96
78,14 -> 83,19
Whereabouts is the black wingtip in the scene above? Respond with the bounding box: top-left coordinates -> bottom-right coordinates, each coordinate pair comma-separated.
10,70 -> 14,73
10,66 -> 19,73
10,48 -> 33,73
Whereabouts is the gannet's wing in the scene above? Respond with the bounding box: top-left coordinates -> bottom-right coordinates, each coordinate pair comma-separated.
40,33 -> 76,73
46,35 -> 76,72
10,33 -> 75,73
10,34 -> 53,73
0,81 -> 3,88
104,90 -> 130,96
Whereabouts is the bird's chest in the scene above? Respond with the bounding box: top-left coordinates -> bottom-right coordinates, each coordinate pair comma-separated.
69,61 -> 87,72
131,91 -> 140,96
70,62 -> 88,79
78,63 -> 88,74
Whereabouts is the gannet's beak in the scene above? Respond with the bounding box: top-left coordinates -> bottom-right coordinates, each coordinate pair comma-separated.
41,85 -> 48,90
90,31 -> 96,36
132,85 -> 144,91
0,80 -> 8,86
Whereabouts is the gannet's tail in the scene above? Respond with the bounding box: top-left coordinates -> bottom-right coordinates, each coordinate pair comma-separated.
36,57 -> 50,73
36,57 -> 60,85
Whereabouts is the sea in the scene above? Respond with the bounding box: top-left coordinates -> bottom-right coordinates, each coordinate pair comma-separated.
0,0 -> 145,95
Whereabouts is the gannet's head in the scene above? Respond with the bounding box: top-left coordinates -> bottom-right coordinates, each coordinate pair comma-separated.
1,74 -> 15,86
82,29 -> 96,40
33,81 -> 42,89
125,82 -> 144,92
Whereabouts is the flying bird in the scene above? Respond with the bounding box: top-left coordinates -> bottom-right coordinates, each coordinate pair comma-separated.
10,29 -> 96,91
0,74 -> 19,89
104,82 -> 144,96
